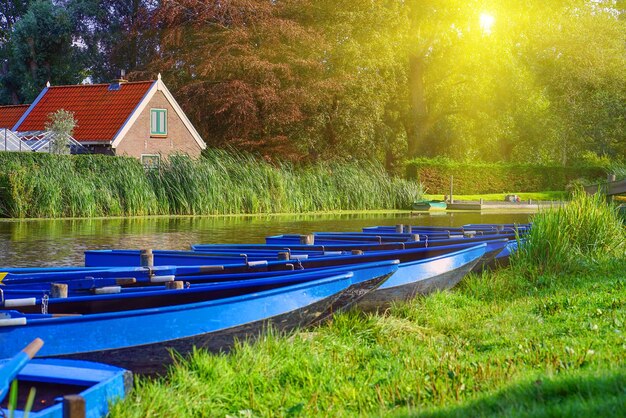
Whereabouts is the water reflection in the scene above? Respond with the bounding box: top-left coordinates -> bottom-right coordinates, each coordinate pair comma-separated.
0,212 -> 532,267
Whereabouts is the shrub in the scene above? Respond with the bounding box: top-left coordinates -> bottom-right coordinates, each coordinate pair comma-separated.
406,159 -> 607,194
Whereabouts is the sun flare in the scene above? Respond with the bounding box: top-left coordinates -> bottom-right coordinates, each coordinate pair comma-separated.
479,13 -> 495,35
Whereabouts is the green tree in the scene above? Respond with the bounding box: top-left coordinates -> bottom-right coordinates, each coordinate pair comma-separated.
45,109 -> 76,154
3,0 -> 85,103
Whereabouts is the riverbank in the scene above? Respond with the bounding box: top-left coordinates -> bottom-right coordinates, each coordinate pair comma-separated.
0,150 -> 421,218
108,261 -> 625,417
108,193 -> 625,417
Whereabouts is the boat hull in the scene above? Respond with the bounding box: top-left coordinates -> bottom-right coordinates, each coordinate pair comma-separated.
54,293 -> 337,374
357,244 -> 485,311
309,271 -> 394,325
0,274 -> 353,374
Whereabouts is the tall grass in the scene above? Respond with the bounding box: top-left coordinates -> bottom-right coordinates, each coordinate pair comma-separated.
513,190 -> 626,275
0,151 -> 422,218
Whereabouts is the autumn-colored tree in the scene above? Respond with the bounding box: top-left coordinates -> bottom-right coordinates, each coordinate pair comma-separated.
146,0 -> 328,160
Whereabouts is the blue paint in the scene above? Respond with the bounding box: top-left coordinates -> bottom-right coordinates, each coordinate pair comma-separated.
0,272 -> 353,358
0,358 -> 129,418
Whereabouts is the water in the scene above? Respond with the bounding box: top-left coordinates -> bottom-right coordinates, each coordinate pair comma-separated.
0,212 -> 532,267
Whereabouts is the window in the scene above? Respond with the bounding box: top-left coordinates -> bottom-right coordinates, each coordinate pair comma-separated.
150,108 -> 167,136
141,154 -> 160,169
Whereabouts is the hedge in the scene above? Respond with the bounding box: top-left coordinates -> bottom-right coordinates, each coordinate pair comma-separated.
406,159 -> 608,194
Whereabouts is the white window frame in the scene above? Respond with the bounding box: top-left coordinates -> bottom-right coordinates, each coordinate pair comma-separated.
150,108 -> 167,136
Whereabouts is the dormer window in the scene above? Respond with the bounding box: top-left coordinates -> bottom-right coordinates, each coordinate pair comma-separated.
150,108 -> 167,136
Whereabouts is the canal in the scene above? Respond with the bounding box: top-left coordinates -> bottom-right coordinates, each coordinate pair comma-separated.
0,212 -> 532,267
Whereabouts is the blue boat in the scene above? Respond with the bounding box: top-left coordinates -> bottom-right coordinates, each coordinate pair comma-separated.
189,238 -> 507,274
85,242 -> 489,310
0,272 -> 355,373
1,358 -> 131,418
0,339 -> 44,400
356,243 -> 486,310
0,265 -> 178,290
191,232 -> 516,253
0,260 -> 399,316
86,241 -> 500,269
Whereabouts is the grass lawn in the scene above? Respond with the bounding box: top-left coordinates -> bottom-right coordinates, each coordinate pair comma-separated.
423,191 -> 567,202
109,260 -> 626,417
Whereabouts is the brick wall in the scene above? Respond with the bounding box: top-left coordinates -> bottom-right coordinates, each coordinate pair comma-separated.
115,89 -> 203,159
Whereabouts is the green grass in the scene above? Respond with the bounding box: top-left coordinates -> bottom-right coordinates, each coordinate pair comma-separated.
422,192 -> 566,202
514,190 -> 626,275
108,191 -> 626,417
108,261 -> 626,417
0,150 -> 422,218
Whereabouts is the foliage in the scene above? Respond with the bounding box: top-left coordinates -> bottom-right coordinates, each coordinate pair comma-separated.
513,190 -> 626,275
0,151 -> 421,218
423,192 -> 566,202
0,0 -> 86,103
108,260 -> 626,417
406,158 -> 607,194
2,1 -> 624,164
44,109 -> 76,154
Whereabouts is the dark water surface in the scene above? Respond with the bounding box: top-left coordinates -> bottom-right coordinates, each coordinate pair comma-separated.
0,212 -> 532,267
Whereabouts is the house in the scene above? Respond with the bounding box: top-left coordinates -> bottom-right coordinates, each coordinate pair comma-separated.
0,105 -> 29,129
11,74 -> 206,163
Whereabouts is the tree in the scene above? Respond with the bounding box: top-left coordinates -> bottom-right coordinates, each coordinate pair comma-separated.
147,0 -> 328,159
2,0 -> 86,103
0,0 -> 33,103
45,109 -> 76,154
65,0 -> 158,82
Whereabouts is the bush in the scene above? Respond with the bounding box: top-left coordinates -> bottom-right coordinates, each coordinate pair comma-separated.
406,158 -> 607,194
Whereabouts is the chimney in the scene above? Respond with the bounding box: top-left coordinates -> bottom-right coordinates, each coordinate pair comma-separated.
108,69 -> 128,91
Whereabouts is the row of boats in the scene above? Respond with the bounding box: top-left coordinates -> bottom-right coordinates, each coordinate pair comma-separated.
1,222 -> 527,417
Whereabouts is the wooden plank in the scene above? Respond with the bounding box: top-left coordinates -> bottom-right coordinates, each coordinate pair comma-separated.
585,179 -> 626,196
607,179 -> 626,195
63,395 -> 86,418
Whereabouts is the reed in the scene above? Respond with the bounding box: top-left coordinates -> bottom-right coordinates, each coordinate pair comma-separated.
0,151 -> 422,218
513,190 -> 626,275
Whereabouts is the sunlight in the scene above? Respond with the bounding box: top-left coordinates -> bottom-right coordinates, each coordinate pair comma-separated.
479,13 -> 495,35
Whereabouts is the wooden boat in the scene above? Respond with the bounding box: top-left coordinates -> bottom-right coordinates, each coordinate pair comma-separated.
357,243 -> 486,311
0,265 -> 178,290
411,200 -> 447,211
87,242 -> 489,307
191,233 -> 516,253
0,272 -> 356,373
241,237 -> 506,274
85,240 -> 500,278
1,358 -> 131,418
364,223 -> 531,233
0,339 -> 43,400
262,230 -> 519,246
0,260 -> 399,315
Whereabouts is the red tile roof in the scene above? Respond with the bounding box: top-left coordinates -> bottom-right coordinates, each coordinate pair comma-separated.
0,105 -> 30,129
16,81 -> 155,142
